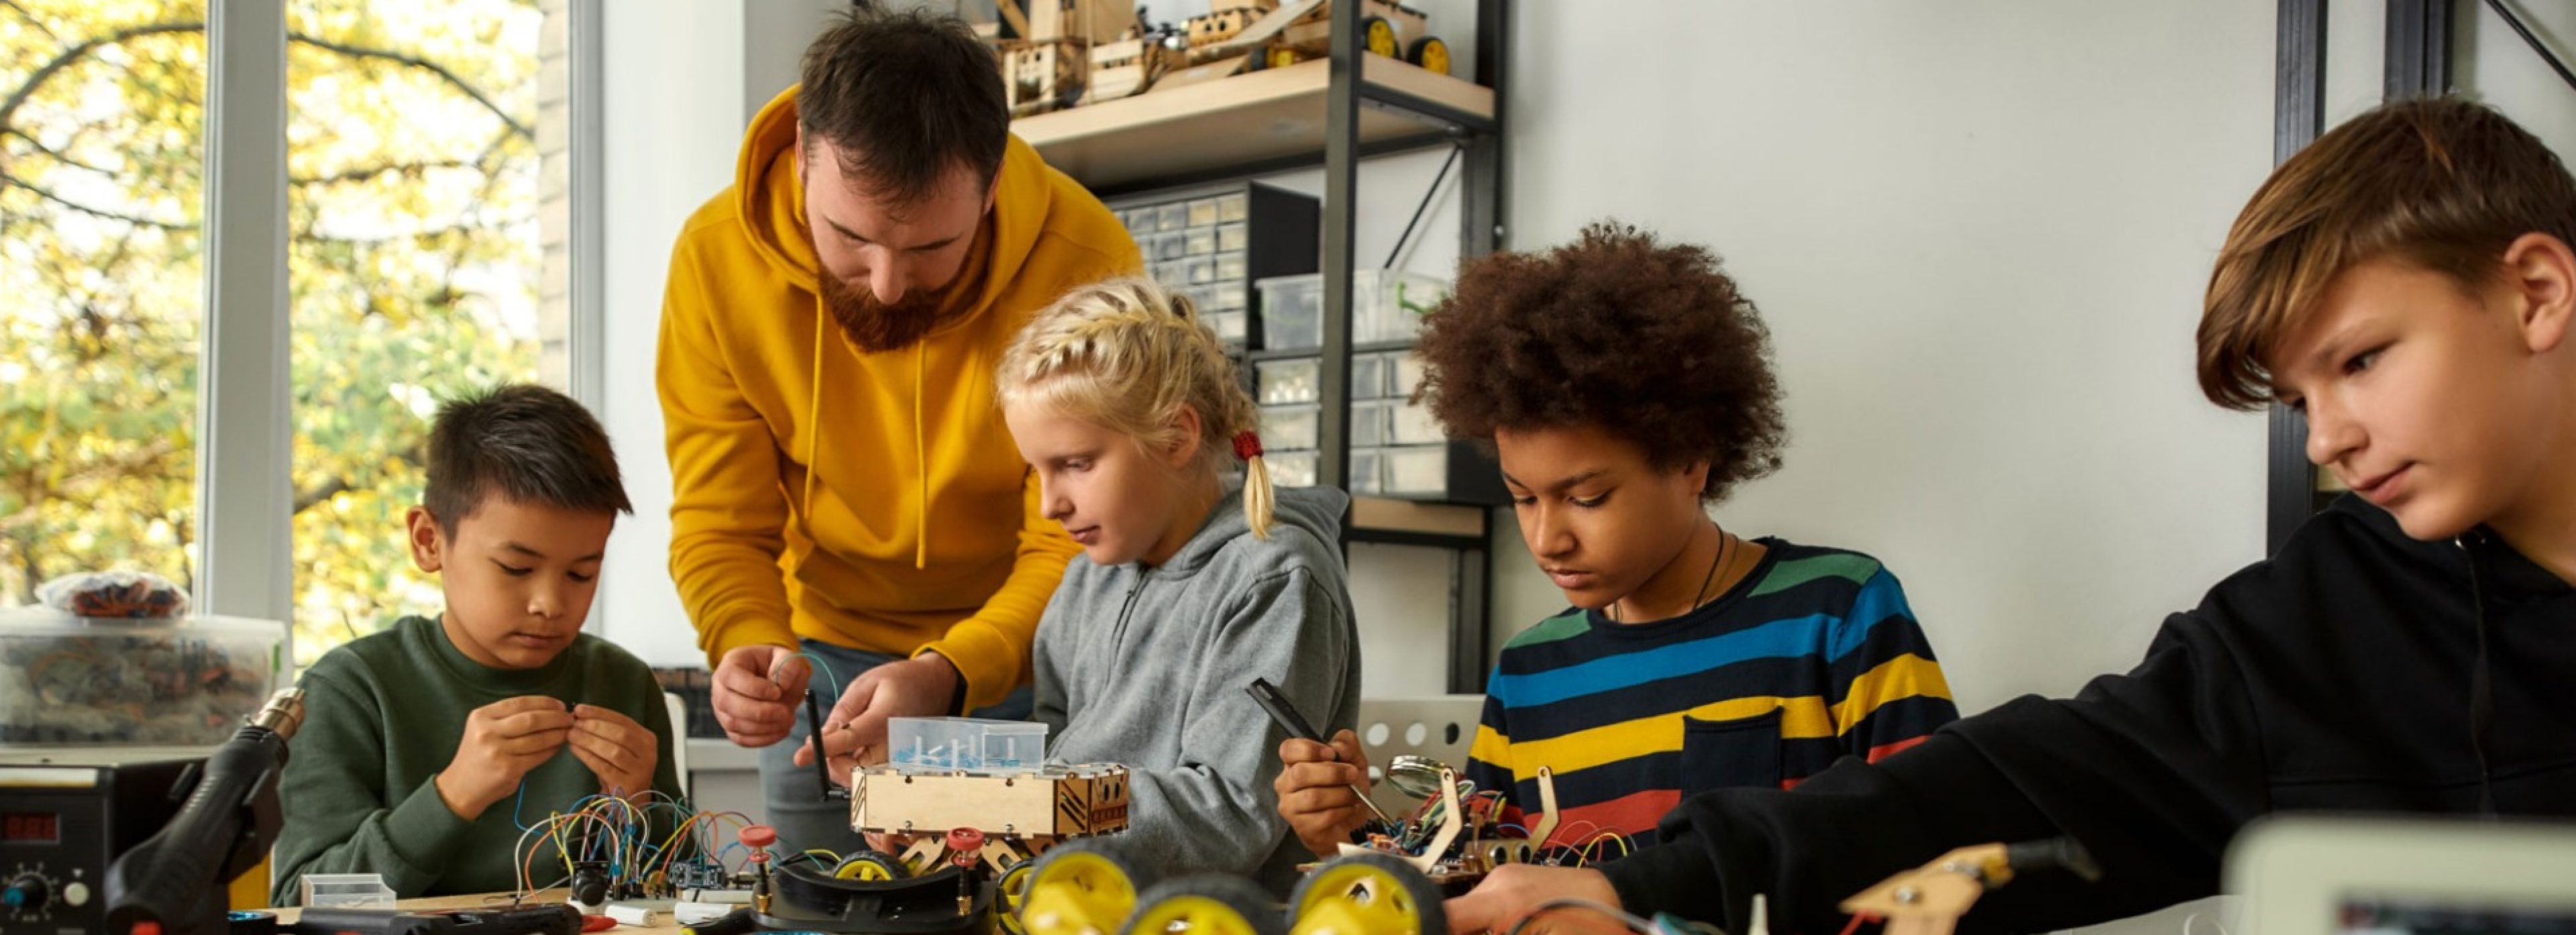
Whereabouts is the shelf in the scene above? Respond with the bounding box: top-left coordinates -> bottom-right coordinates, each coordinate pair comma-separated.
1348,496 -> 1488,547
1015,57 -> 1496,192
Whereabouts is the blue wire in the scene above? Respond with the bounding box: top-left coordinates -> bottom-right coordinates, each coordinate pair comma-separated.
794,651 -> 844,702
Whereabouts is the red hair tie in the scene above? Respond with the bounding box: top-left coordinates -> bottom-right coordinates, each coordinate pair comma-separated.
1232,431 -> 1264,461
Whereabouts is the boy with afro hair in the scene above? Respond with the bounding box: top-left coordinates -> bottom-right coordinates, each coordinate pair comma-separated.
1275,222 -> 1960,859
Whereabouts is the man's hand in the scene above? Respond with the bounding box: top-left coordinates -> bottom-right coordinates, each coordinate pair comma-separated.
568,704 -> 659,800
433,696 -> 574,820
1444,864 -> 1624,935
1275,729 -> 1375,858
713,644 -> 811,747
794,653 -> 961,775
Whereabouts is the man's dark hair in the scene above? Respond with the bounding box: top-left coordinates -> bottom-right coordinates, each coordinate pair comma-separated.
1412,222 -> 1789,504
798,8 -> 1009,204
424,384 -> 632,535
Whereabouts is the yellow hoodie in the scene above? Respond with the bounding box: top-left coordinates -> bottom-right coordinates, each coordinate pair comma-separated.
657,88 -> 1139,710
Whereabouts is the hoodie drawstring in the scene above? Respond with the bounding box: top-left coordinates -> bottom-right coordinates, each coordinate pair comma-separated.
914,343 -> 928,570
2458,531 -> 2499,817
802,305 -> 826,541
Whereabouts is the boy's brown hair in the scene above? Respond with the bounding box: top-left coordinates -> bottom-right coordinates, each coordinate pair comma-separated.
2200,97 -> 2576,410
1411,221 -> 1787,504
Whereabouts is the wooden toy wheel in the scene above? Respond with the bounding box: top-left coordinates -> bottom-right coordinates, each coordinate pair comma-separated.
1118,875 -> 1284,935
1288,852 -> 1446,935
833,850 -> 910,881
1267,46 -> 1302,70
1019,839 -> 1154,935
1404,36 -> 1448,76
1363,16 -> 1398,58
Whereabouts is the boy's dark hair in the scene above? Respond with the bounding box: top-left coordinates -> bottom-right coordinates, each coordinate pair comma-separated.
2201,97 -> 2576,410
798,8 -> 1008,205
1412,221 -> 1788,504
424,384 -> 632,535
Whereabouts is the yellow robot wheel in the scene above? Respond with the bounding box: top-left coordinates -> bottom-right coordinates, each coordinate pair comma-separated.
1018,838 -> 1155,935
1288,852 -> 1447,935
1118,875 -> 1285,935
996,861 -> 1038,935
833,850 -> 910,881
1363,16 -> 1399,58
1403,36 -> 1449,76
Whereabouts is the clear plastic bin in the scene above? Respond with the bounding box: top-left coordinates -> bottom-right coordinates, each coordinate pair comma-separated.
1151,230 -> 1187,262
1207,310 -> 1248,345
1122,209 -> 1155,236
1349,399 -> 1390,447
1148,260 -> 1187,288
1268,449 -> 1318,488
301,873 -> 396,910
1255,273 -> 1324,350
1155,203 -> 1189,232
1354,269 -> 1450,343
1257,358 -> 1320,405
1216,222 -> 1248,253
1183,256 -> 1220,285
1216,191 -> 1250,223
1348,449 -> 1383,495
887,716 -> 1049,773
1,610 -> 286,747
1260,404 -> 1320,450
1184,228 -> 1218,256
1383,445 -> 1448,496
1203,281 -> 1246,313
1390,400 -> 1445,445
1187,197 -> 1223,227
1394,352 -> 1430,397
1214,252 -> 1248,282
1349,352 -> 1392,399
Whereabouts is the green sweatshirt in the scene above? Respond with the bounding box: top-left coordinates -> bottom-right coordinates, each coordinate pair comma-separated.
270,615 -> 682,905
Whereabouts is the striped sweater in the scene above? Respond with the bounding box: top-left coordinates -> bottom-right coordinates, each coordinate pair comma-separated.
1465,540 -> 1957,848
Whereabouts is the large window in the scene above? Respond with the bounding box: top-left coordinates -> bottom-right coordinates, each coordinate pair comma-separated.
3,1 -> 575,665
285,0 -> 557,659
1,1 -> 211,606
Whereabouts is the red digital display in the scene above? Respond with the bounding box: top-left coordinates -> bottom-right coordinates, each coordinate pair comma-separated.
2,813 -> 57,842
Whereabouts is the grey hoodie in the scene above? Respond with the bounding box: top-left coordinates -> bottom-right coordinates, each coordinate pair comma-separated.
1032,481 -> 1360,893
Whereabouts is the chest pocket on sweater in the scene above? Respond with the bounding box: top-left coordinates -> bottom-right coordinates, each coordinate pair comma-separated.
1679,707 -> 1784,795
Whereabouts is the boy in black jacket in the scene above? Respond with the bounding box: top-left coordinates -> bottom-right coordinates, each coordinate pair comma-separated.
1446,98 -> 2576,935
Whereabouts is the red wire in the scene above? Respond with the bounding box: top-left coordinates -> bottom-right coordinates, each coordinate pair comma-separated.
1837,914 -> 1878,935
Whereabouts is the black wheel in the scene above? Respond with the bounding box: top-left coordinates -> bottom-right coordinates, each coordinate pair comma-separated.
1287,852 -> 1447,935
833,849 -> 911,881
996,861 -> 1038,935
1120,875 -> 1286,935
1019,838 -> 1156,935
1403,36 -> 1449,75
1362,16 -> 1398,58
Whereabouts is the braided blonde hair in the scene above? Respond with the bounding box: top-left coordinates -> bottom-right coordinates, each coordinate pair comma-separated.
997,276 -> 1275,539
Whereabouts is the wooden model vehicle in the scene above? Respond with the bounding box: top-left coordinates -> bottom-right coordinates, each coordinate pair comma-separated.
1187,0 -> 1449,76
989,0 -> 1139,114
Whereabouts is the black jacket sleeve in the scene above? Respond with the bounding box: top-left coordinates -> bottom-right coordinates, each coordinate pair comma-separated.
1603,602 -> 2275,934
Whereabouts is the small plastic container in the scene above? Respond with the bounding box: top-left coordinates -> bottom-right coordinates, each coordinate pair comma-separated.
1390,400 -> 1445,445
1187,196 -> 1223,227
887,716 -> 1049,773
1202,281 -> 1247,313
1184,228 -> 1218,256
1122,209 -> 1155,236
1206,310 -> 1248,345
1213,252 -> 1248,282
1216,191 -> 1250,223
1183,256 -> 1220,285
1348,399 -> 1391,447
1155,203 -> 1189,232
1260,404 -> 1320,450
1352,269 -> 1451,343
1152,230 -> 1187,262
301,873 -> 396,910
1148,260 -> 1187,289
1254,273 -> 1324,350
1215,222 -> 1248,253
1348,352 -> 1391,400
1393,352 -> 1430,397
1267,450 -> 1319,488
1257,358 -> 1321,405
0,610 -> 286,748
1382,445 -> 1448,496
1347,449 -> 1384,495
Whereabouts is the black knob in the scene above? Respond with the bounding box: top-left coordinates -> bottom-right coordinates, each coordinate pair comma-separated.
2,875 -> 50,913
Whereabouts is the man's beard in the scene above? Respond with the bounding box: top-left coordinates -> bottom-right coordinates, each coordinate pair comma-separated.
822,274 -> 948,353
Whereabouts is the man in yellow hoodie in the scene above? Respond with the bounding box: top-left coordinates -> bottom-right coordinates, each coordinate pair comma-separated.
655,9 -> 1138,853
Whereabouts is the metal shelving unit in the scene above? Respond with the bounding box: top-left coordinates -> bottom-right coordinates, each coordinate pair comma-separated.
1014,1 -> 1513,693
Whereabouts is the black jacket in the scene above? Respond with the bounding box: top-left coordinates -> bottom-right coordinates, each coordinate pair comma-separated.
1600,496 -> 2576,934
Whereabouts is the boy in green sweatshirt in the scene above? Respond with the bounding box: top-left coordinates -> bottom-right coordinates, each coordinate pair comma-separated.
272,384 -> 682,904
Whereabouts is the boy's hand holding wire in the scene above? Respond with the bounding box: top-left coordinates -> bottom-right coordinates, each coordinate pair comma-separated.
435,696 -> 574,820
